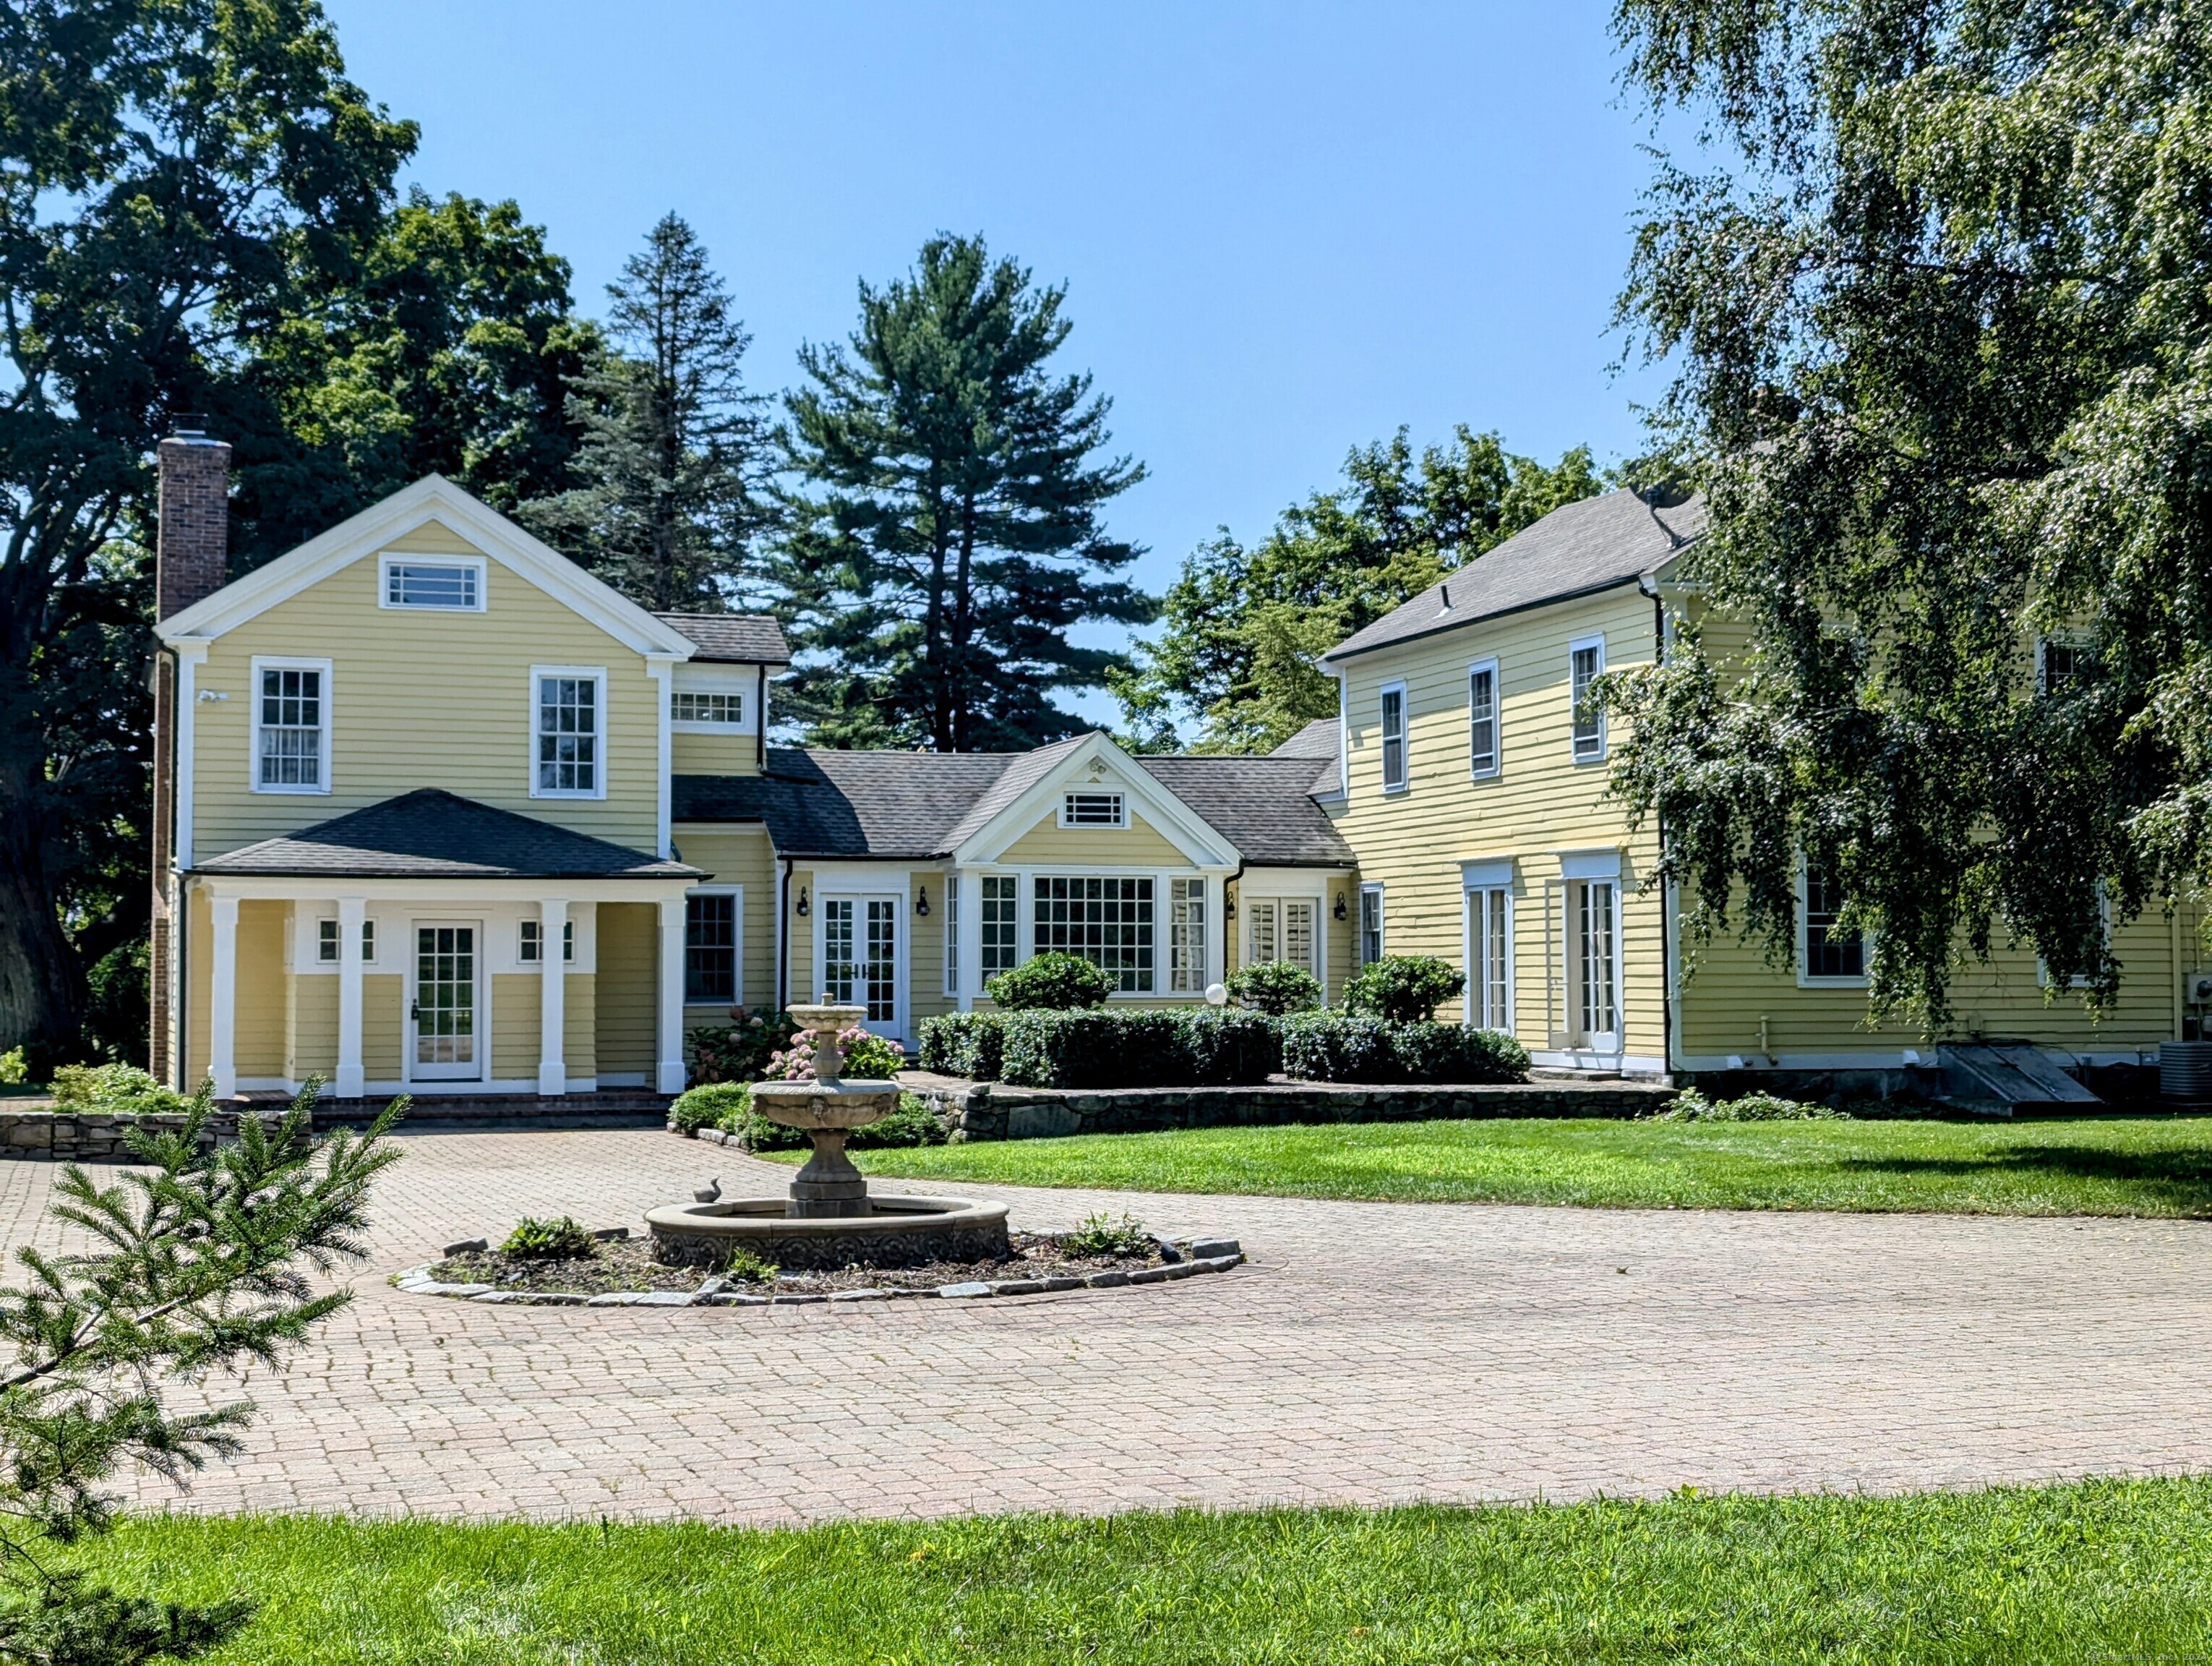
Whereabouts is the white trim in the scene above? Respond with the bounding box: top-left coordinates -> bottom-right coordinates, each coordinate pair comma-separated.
537,899 -> 568,1096
1459,856 -> 1515,890
208,896 -> 239,1098
812,884 -> 911,1043
1240,881 -> 1329,989
1357,880 -> 1385,967
1569,632 -> 1608,763
247,655 -> 333,796
528,665 -> 609,801
192,874 -> 692,904
647,657 -> 674,854
1557,847 -> 1621,882
943,871 -> 961,999
657,897 -> 687,1094
1464,880 -> 1514,1032
1378,679 -> 1410,794
1467,656 -> 1501,779
175,644 -> 206,869
335,896 -> 366,1098
155,474 -> 700,659
1058,790 -> 1128,829
1795,855 -> 1871,988
377,551 -> 488,612
403,918 -> 489,1085
682,884 -> 744,1009
1530,1051 -> 1669,1076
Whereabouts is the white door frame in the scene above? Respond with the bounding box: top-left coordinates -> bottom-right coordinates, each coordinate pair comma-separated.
406,918 -> 486,1083
813,887 -> 909,1044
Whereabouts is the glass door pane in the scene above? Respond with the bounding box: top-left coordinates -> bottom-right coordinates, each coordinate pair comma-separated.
1573,881 -> 1617,1045
413,924 -> 479,1078
1283,902 -> 1316,978
862,899 -> 897,1024
1247,900 -> 1279,966
822,898 -> 856,1004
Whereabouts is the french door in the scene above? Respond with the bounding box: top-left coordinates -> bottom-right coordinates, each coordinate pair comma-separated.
411,922 -> 481,1080
1467,885 -> 1511,1030
821,894 -> 899,1030
1246,899 -> 1318,979
1569,880 -> 1619,1050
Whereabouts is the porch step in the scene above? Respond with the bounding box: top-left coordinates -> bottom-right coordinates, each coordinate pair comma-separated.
302,1090 -> 672,1129
1932,1043 -> 2104,1117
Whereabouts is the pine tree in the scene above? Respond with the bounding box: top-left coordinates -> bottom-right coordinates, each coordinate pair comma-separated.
777,234 -> 1151,751
523,214 -> 766,611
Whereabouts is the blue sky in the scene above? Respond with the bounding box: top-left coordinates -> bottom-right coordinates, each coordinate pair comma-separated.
322,1 -> 1673,724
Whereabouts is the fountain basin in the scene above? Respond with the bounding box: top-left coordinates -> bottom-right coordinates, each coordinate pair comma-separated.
646,1194 -> 1011,1270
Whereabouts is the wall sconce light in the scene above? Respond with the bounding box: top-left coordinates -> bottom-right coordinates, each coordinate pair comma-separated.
914,884 -> 930,916
1224,891 -> 1236,920
795,885 -> 810,917
1333,892 -> 1348,920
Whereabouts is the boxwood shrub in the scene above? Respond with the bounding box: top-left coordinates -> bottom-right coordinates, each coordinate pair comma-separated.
1280,1015 -> 1528,1084
919,1007 -> 1279,1089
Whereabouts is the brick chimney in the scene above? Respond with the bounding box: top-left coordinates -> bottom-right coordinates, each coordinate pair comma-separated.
156,416 -> 231,619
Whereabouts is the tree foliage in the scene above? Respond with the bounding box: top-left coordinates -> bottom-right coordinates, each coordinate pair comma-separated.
1115,429 -> 1602,753
777,234 -> 1152,751
0,1084 -> 400,1662
520,213 -> 767,612
1604,0 -> 2212,1024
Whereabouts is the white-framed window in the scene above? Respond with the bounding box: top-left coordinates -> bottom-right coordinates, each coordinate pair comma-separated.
1569,635 -> 1606,762
519,920 -> 541,962
531,666 -> 605,798
1379,682 -> 1408,792
1034,876 -> 1154,992
1572,879 -> 1618,1041
672,690 -> 744,726
1468,658 -> 1500,778
1170,879 -> 1208,993
1799,860 -> 1868,985
380,554 -> 486,611
2038,635 -> 2090,696
316,918 -> 373,964
1469,886 -> 1511,1028
1358,884 -> 1384,967
685,889 -> 741,1004
980,875 -> 1019,980
1061,791 -> 1126,828
2038,881 -> 2112,991
249,657 -> 332,793
944,875 -> 961,996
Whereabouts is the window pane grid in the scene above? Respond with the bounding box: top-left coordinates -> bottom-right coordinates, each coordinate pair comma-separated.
685,894 -> 737,1002
1033,876 -> 1154,993
1472,887 -> 1509,1028
1571,646 -> 1604,759
1380,688 -> 1407,789
1359,887 -> 1384,967
258,668 -> 322,787
414,926 -> 476,1065
386,562 -> 476,608
1804,868 -> 1865,979
1469,666 -> 1497,775
1064,792 -> 1124,826
1574,881 -> 1616,1038
537,676 -> 599,793
1170,879 -> 1206,992
980,876 -> 1019,976
673,691 -> 743,724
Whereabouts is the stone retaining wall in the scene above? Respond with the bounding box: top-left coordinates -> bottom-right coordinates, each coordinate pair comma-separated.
0,1107 -> 294,1163
897,1072 -> 1676,1142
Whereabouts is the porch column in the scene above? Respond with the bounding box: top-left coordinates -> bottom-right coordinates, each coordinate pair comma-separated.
956,867 -> 984,1012
207,894 -> 239,1099
537,898 -> 568,1097
335,896 -> 366,1098
656,896 -> 687,1095
1208,876 -> 1229,991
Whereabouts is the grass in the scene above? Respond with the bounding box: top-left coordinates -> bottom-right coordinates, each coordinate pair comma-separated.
74,1479 -> 2212,1662
802,1114 -> 2212,1216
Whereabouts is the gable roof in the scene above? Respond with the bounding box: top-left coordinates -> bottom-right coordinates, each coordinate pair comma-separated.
1322,488 -> 1707,663
674,735 -> 1354,867
653,612 -> 792,665
194,789 -> 700,879
153,475 -> 701,660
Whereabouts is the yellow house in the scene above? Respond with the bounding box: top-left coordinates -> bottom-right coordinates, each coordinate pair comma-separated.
146,427 -> 2189,1105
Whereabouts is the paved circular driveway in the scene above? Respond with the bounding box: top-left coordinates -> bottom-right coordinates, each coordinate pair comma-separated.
5,1125 -> 2210,1524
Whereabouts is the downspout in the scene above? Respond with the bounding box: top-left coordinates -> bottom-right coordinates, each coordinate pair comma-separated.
755,662 -> 767,775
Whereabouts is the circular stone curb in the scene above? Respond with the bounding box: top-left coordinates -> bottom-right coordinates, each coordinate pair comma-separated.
390,1242 -> 1246,1308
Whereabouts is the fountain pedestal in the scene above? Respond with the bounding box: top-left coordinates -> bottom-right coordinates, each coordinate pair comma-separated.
646,1000 -> 1009,1269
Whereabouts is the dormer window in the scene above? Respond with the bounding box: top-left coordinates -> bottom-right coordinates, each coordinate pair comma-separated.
1063,791 -> 1126,828
381,555 -> 485,610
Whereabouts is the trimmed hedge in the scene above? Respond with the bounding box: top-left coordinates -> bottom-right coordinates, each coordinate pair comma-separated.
1281,1015 -> 1528,1085
918,1008 -> 1279,1089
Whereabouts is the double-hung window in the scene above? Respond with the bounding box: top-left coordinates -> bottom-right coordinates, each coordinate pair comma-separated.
1169,879 -> 1207,993
979,876 -> 1019,980
943,876 -> 960,996
1379,683 -> 1408,792
523,919 -> 575,962
532,668 -> 604,798
1358,884 -> 1385,967
1468,659 -> 1500,778
1569,636 -> 1606,761
2038,636 -> 2090,696
1801,863 -> 1866,983
316,918 -> 373,963
685,893 -> 739,1003
1033,876 -> 1154,993
252,659 -> 330,792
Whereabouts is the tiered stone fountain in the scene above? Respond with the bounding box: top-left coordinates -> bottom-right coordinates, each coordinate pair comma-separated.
646,1001 -> 1008,1269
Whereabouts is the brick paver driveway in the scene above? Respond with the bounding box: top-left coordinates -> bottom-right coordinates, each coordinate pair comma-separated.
5,1124 -> 2211,1525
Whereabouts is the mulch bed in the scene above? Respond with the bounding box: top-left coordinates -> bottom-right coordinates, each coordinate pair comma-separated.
429,1231 -> 1166,1298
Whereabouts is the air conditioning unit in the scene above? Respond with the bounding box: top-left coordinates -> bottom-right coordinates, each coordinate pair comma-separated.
2188,972 -> 2212,1007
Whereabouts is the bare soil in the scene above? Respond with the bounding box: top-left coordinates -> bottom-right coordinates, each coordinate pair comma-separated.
428,1231 -> 1165,1297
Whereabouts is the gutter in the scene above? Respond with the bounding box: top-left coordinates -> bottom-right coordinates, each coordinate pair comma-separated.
755,662 -> 767,774
777,855 -> 794,1012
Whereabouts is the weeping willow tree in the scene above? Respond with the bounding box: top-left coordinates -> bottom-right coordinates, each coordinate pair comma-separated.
1603,0 -> 2212,1025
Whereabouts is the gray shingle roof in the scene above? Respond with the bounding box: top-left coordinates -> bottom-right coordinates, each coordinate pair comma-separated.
674,738 -> 1355,867
653,612 -> 791,663
1270,717 -> 1340,759
194,789 -> 700,879
1323,488 -> 1707,663
1135,757 -> 1355,866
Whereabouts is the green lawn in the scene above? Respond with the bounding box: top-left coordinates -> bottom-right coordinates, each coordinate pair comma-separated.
813,1114 -> 2212,1216
80,1479 -> 2212,1663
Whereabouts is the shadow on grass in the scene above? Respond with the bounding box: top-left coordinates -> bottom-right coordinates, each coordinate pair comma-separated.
1832,1141 -> 2212,1213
